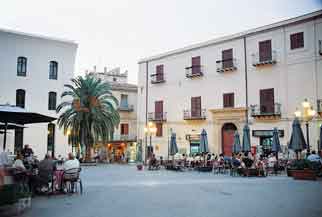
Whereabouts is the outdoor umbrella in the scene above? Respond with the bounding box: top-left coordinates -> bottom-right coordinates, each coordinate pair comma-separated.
272,127 -> 281,160
0,122 -> 25,130
319,124 -> 322,153
200,129 -> 209,154
232,131 -> 241,155
288,118 -> 307,159
0,104 -> 56,150
242,124 -> 251,153
136,143 -> 143,162
169,133 -> 178,156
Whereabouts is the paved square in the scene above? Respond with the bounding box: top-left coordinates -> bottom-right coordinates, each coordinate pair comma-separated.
22,165 -> 322,217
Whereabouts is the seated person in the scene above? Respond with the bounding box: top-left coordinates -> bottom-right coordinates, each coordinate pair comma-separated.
13,153 -> 26,171
63,153 -> 80,171
268,153 -> 277,167
307,151 -> 322,163
231,155 -> 241,167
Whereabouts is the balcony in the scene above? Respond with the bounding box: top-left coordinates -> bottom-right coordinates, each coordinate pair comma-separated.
148,112 -> 167,122
118,104 -> 134,112
250,103 -> 281,120
216,58 -> 237,72
252,51 -> 277,67
185,65 -> 203,78
151,73 -> 165,84
319,40 -> 322,56
110,134 -> 137,142
183,109 -> 207,120
318,99 -> 322,116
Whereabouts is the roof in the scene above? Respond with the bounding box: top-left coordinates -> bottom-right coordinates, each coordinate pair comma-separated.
0,27 -> 77,45
138,9 -> 322,63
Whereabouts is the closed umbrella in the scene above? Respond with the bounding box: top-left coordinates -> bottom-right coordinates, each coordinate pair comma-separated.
319,124 -> 322,153
169,133 -> 178,156
288,118 -> 307,159
242,124 -> 251,153
232,131 -> 241,155
272,128 -> 281,155
199,129 -> 209,154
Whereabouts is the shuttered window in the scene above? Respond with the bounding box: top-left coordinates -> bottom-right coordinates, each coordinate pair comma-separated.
17,57 -> 27,76
259,40 -> 272,62
260,88 -> 274,114
155,101 -> 163,120
156,65 -> 164,81
48,92 -> 57,110
222,49 -> 233,68
191,56 -> 201,74
290,32 -> 304,50
223,93 -> 234,108
156,123 -> 163,137
16,89 -> 26,108
49,61 -> 58,80
121,123 -> 129,135
191,96 -> 201,117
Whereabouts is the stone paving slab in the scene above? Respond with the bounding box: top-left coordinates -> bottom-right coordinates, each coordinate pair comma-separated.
21,165 -> 322,217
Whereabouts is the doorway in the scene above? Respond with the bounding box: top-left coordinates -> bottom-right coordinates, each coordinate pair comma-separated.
221,123 -> 237,156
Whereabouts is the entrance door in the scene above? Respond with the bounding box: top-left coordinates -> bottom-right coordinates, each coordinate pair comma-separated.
222,123 -> 237,156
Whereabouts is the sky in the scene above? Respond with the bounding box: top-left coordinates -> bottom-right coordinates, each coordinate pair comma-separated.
0,0 -> 321,84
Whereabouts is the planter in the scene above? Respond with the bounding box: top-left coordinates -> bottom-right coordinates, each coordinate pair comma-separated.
137,164 -> 143,171
291,169 -> 317,181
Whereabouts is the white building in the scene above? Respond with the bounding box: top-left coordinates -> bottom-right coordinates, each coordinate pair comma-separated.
88,67 -> 138,162
0,28 -> 78,158
137,10 -> 322,159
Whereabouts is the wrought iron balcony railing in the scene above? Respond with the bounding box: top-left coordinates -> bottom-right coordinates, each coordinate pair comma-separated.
148,112 -> 167,122
252,50 -> 277,66
183,109 -> 206,120
185,65 -> 204,78
118,104 -> 134,112
110,134 -> 137,142
216,58 -> 237,72
150,73 -> 166,84
250,103 -> 281,117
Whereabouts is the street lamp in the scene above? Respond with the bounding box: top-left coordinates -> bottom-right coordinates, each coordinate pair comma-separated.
294,98 -> 316,153
144,122 -> 157,161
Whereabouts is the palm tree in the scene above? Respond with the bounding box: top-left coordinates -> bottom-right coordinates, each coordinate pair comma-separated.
56,74 -> 120,161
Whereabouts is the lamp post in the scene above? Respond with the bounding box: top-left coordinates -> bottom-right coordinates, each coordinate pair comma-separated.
144,122 -> 157,163
294,98 -> 316,154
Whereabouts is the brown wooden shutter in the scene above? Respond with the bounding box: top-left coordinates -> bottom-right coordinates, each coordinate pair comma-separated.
191,56 -> 200,74
121,124 -> 129,135
156,65 -> 164,81
223,93 -> 234,108
222,49 -> 233,68
260,88 -> 274,113
155,101 -> 163,120
191,96 -> 201,117
156,123 -> 163,137
290,32 -> 304,50
259,40 -> 272,62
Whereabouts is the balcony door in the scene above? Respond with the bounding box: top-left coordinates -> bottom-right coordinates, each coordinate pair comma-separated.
222,49 -> 233,68
156,65 -> 164,82
155,101 -> 163,120
259,40 -> 272,62
191,96 -> 201,117
260,88 -> 274,114
191,56 -> 200,75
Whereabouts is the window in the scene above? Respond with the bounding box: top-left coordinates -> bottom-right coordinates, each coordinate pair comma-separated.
259,40 -> 272,62
290,32 -> 304,50
191,96 -> 201,117
120,94 -> 128,108
156,65 -> 164,81
47,123 -> 55,157
113,77 -> 117,82
191,56 -> 201,74
120,123 -> 129,135
222,49 -> 233,68
17,57 -> 27,76
156,123 -> 163,137
16,89 -> 26,108
14,128 -> 24,153
48,92 -> 57,110
49,61 -> 58,80
155,101 -> 163,120
260,88 -> 274,113
223,93 -> 234,108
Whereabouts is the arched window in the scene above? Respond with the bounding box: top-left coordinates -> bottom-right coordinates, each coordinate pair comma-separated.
16,89 -> 26,108
48,92 -> 57,110
47,123 -> 55,157
17,57 -> 27,76
49,61 -> 58,80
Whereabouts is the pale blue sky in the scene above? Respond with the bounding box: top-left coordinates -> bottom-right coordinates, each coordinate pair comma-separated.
0,0 -> 321,84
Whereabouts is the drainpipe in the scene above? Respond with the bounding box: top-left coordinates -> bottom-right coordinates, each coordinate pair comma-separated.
145,61 -> 149,164
243,37 -> 249,124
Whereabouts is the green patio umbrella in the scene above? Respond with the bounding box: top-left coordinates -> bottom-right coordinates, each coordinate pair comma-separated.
288,118 -> 307,159
319,124 -> 322,152
169,133 -> 178,156
136,143 -> 143,162
232,131 -> 241,155
199,129 -> 209,154
272,128 -> 281,156
242,124 -> 251,153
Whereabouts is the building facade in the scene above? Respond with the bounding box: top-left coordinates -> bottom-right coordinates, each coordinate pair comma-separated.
89,67 -> 138,162
137,10 -> 322,159
0,28 -> 78,158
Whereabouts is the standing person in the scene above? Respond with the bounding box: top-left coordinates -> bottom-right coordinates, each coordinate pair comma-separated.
0,150 -> 10,188
22,144 -> 34,159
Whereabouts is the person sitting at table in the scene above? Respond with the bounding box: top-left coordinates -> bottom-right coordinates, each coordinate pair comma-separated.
13,153 -> 26,171
22,144 -> 34,159
307,151 -> 322,163
63,153 -> 80,171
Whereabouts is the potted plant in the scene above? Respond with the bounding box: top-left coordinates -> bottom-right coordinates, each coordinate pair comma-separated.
287,159 -> 317,180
